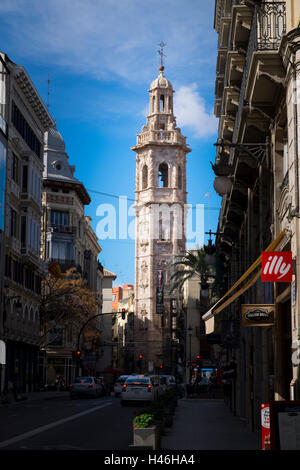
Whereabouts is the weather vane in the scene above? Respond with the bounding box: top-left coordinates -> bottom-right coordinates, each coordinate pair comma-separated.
158,41 -> 167,67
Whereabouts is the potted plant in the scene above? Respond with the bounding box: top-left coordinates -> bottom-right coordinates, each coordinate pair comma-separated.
132,412 -> 160,449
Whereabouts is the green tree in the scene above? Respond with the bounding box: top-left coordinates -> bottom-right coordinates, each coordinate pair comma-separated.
170,248 -> 210,293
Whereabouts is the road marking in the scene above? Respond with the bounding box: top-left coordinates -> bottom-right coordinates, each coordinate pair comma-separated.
0,402 -> 112,449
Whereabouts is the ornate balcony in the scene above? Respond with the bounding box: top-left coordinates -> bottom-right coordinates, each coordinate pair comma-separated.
48,224 -> 77,235
136,129 -> 186,147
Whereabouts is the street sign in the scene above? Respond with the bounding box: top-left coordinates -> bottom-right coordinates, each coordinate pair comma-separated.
261,251 -> 292,282
261,404 -> 270,450
242,304 -> 275,327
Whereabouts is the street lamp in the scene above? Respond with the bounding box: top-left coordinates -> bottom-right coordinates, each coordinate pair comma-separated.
211,138 -> 269,196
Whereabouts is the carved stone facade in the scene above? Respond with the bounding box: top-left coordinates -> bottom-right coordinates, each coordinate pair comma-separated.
132,66 -> 191,372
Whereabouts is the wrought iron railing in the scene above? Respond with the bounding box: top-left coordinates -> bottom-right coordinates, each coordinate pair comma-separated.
257,2 -> 286,50
230,2 -> 286,153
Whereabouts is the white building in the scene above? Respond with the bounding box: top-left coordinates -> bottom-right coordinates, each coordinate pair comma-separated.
132,65 -> 191,373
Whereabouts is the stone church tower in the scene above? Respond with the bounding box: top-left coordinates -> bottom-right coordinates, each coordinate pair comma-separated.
132,65 -> 191,373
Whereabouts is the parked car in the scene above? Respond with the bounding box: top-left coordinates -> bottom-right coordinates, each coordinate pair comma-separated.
97,376 -> 109,396
159,375 -> 177,392
120,375 -> 161,406
69,377 -> 103,399
159,375 -> 184,397
114,375 -> 129,397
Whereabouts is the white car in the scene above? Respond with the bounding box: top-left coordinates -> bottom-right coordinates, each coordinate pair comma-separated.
69,377 -> 103,399
114,375 -> 129,397
120,375 -> 161,406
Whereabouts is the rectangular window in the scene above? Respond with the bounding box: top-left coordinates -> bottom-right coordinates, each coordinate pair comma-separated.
10,208 -> 17,237
50,210 -> 69,227
22,165 -> 28,192
0,139 -> 6,231
12,153 -> 19,183
21,216 -> 26,246
11,101 -> 41,158
5,254 -> 11,278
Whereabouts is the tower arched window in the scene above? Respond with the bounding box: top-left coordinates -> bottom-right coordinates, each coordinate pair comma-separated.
152,96 -> 155,113
142,164 -> 148,189
158,162 -> 168,188
160,95 -> 165,112
178,166 -> 182,189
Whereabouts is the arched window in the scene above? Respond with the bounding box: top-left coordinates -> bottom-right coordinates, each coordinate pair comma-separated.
142,165 -> 148,189
178,166 -> 182,189
158,163 -> 168,188
152,96 -> 155,113
160,95 -> 165,112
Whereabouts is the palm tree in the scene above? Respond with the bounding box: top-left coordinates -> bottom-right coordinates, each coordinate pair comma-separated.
170,248 -> 210,293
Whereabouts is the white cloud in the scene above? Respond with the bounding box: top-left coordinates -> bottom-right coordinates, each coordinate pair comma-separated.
0,0 -> 217,84
174,84 -> 217,139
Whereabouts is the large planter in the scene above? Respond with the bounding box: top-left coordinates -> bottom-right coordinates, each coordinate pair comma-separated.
133,425 -> 160,450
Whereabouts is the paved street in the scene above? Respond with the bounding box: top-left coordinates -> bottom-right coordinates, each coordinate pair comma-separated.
0,393 -> 260,451
0,394 -> 135,450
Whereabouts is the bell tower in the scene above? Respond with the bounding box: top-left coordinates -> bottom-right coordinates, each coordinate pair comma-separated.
132,64 -> 191,374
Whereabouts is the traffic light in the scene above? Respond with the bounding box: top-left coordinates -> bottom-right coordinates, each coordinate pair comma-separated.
139,354 -> 143,360
76,350 -> 81,359
121,308 -> 126,320
196,355 -> 202,368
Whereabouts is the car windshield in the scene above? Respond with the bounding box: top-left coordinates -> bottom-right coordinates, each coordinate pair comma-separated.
74,377 -> 93,383
117,378 -> 127,383
126,378 -> 150,385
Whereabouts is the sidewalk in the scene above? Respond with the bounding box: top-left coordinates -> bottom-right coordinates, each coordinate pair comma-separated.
161,399 -> 260,450
0,390 -> 69,406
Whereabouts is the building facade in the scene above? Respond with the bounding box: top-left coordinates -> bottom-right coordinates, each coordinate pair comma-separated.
41,125 -> 102,384
97,268 -> 117,372
0,52 -> 54,393
205,0 -> 300,432
132,65 -> 191,374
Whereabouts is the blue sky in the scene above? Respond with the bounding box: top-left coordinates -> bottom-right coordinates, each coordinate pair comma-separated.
0,0 -> 221,285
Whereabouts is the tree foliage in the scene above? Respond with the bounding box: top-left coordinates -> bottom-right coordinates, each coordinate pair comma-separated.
39,267 -> 100,348
170,248 -> 210,293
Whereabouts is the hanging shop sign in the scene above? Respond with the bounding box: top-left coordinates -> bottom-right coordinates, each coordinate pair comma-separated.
261,251 -> 292,282
242,304 -> 275,327
156,269 -> 164,314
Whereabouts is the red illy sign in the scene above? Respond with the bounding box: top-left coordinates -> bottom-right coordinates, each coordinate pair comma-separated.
261,251 -> 292,282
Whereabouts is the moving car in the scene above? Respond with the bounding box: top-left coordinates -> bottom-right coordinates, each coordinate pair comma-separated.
114,375 -> 129,397
69,377 -> 103,399
120,375 -> 161,406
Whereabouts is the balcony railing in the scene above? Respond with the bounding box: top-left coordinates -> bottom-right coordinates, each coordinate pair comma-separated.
229,2 -> 286,155
257,2 -> 286,51
49,224 -> 76,235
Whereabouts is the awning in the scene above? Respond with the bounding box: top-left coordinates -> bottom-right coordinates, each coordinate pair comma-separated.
202,229 -> 288,334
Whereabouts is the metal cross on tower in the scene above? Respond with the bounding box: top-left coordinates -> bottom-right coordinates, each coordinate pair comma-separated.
158,41 -> 167,67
